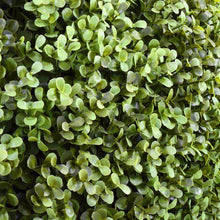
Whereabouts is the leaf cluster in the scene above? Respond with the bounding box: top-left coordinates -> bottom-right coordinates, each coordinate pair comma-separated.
0,0 -> 220,219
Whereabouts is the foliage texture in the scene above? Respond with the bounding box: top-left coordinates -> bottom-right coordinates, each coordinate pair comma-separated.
0,0 -> 220,219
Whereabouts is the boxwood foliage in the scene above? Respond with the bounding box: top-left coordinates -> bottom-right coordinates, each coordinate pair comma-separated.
0,0 -> 220,219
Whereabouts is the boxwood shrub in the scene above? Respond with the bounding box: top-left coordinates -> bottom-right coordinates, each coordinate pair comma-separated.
0,0 -> 220,219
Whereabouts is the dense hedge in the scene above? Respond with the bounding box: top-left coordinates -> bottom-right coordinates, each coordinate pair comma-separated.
0,0 -> 220,219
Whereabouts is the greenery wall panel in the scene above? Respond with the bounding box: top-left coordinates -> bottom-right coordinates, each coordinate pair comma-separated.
0,0 -> 220,219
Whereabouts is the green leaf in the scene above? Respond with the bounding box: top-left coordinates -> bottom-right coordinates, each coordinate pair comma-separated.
59,61 -> 71,71
190,58 -> 200,67
7,149 -> 18,160
119,50 -> 128,62
72,83 -> 81,94
99,166 -> 111,176
9,137 -> 23,148
27,155 -> 37,169
35,35 -> 46,51
5,58 -> 17,73
60,131 -> 74,140
44,44 -> 54,57
1,134 -> 12,144
111,173 -> 120,186
67,179 -> 83,192
174,115 -> 187,124
171,189 -> 183,198
0,150 -> 7,162
89,155 -> 99,167
32,101 -> 44,109
88,137 -> 103,145
0,66 -> 6,79
83,30 -> 93,41
45,153 -> 57,167
70,117 -> 85,127
102,45 -> 113,57
0,162 -> 11,176
119,184 -> 131,195
66,26 -> 76,39
57,48 -> 68,61
60,94 -> 73,106
56,77 -> 65,91
79,169 -> 88,182
89,15 -> 99,30
24,117 -> 37,126
145,206 -> 160,215
63,84 -> 72,95
87,194 -> 98,207
90,0 -> 97,11
54,0 -> 65,7
24,2 -> 36,11
68,42 -> 81,51
0,18 -> 6,34
118,2 -> 129,14
35,18 -> 47,27
31,62 -> 43,74
149,39 -> 160,49
134,20 -> 147,28
35,87 -> 44,101
198,82 -> 207,93
17,100 -> 29,110
7,193 -> 19,206
33,0 -> 43,5
52,188 -> 65,200
148,148 -> 161,159
159,186 -> 170,198
120,62 -> 129,72
42,197 -> 53,207
164,146 -> 176,155
101,191 -> 114,204
78,19 -> 86,30
70,0 -> 81,8
158,77 -> 173,88
92,212 -> 104,220
84,182 -> 96,195
62,8 -> 72,21
47,175 -> 63,188
149,165 -> 157,177
38,141 -> 48,151
152,126 -> 162,139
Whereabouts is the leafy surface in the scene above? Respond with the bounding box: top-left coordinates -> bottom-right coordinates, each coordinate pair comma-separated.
0,0 -> 220,219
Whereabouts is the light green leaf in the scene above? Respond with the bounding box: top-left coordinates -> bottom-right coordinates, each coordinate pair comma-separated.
119,184 -> 131,195
56,77 -> 65,91
68,42 -> 81,51
84,182 -> 96,195
0,150 -> 7,162
89,15 -> 99,30
24,117 -> 37,126
27,155 -> 37,169
158,77 -> 173,88
54,0 -> 65,7
17,100 -> 29,110
38,141 -> 48,151
83,30 -> 93,41
10,137 -> 23,148
35,35 -> 46,51
79,169 -> 88,182
111,173 -> 120,186
174,115 -> 187,124
67,179 -> 83,192
70,117 -> 85,127
47,175 -> 63,188
134,20 -> 147,28
60,131 -> 74,140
